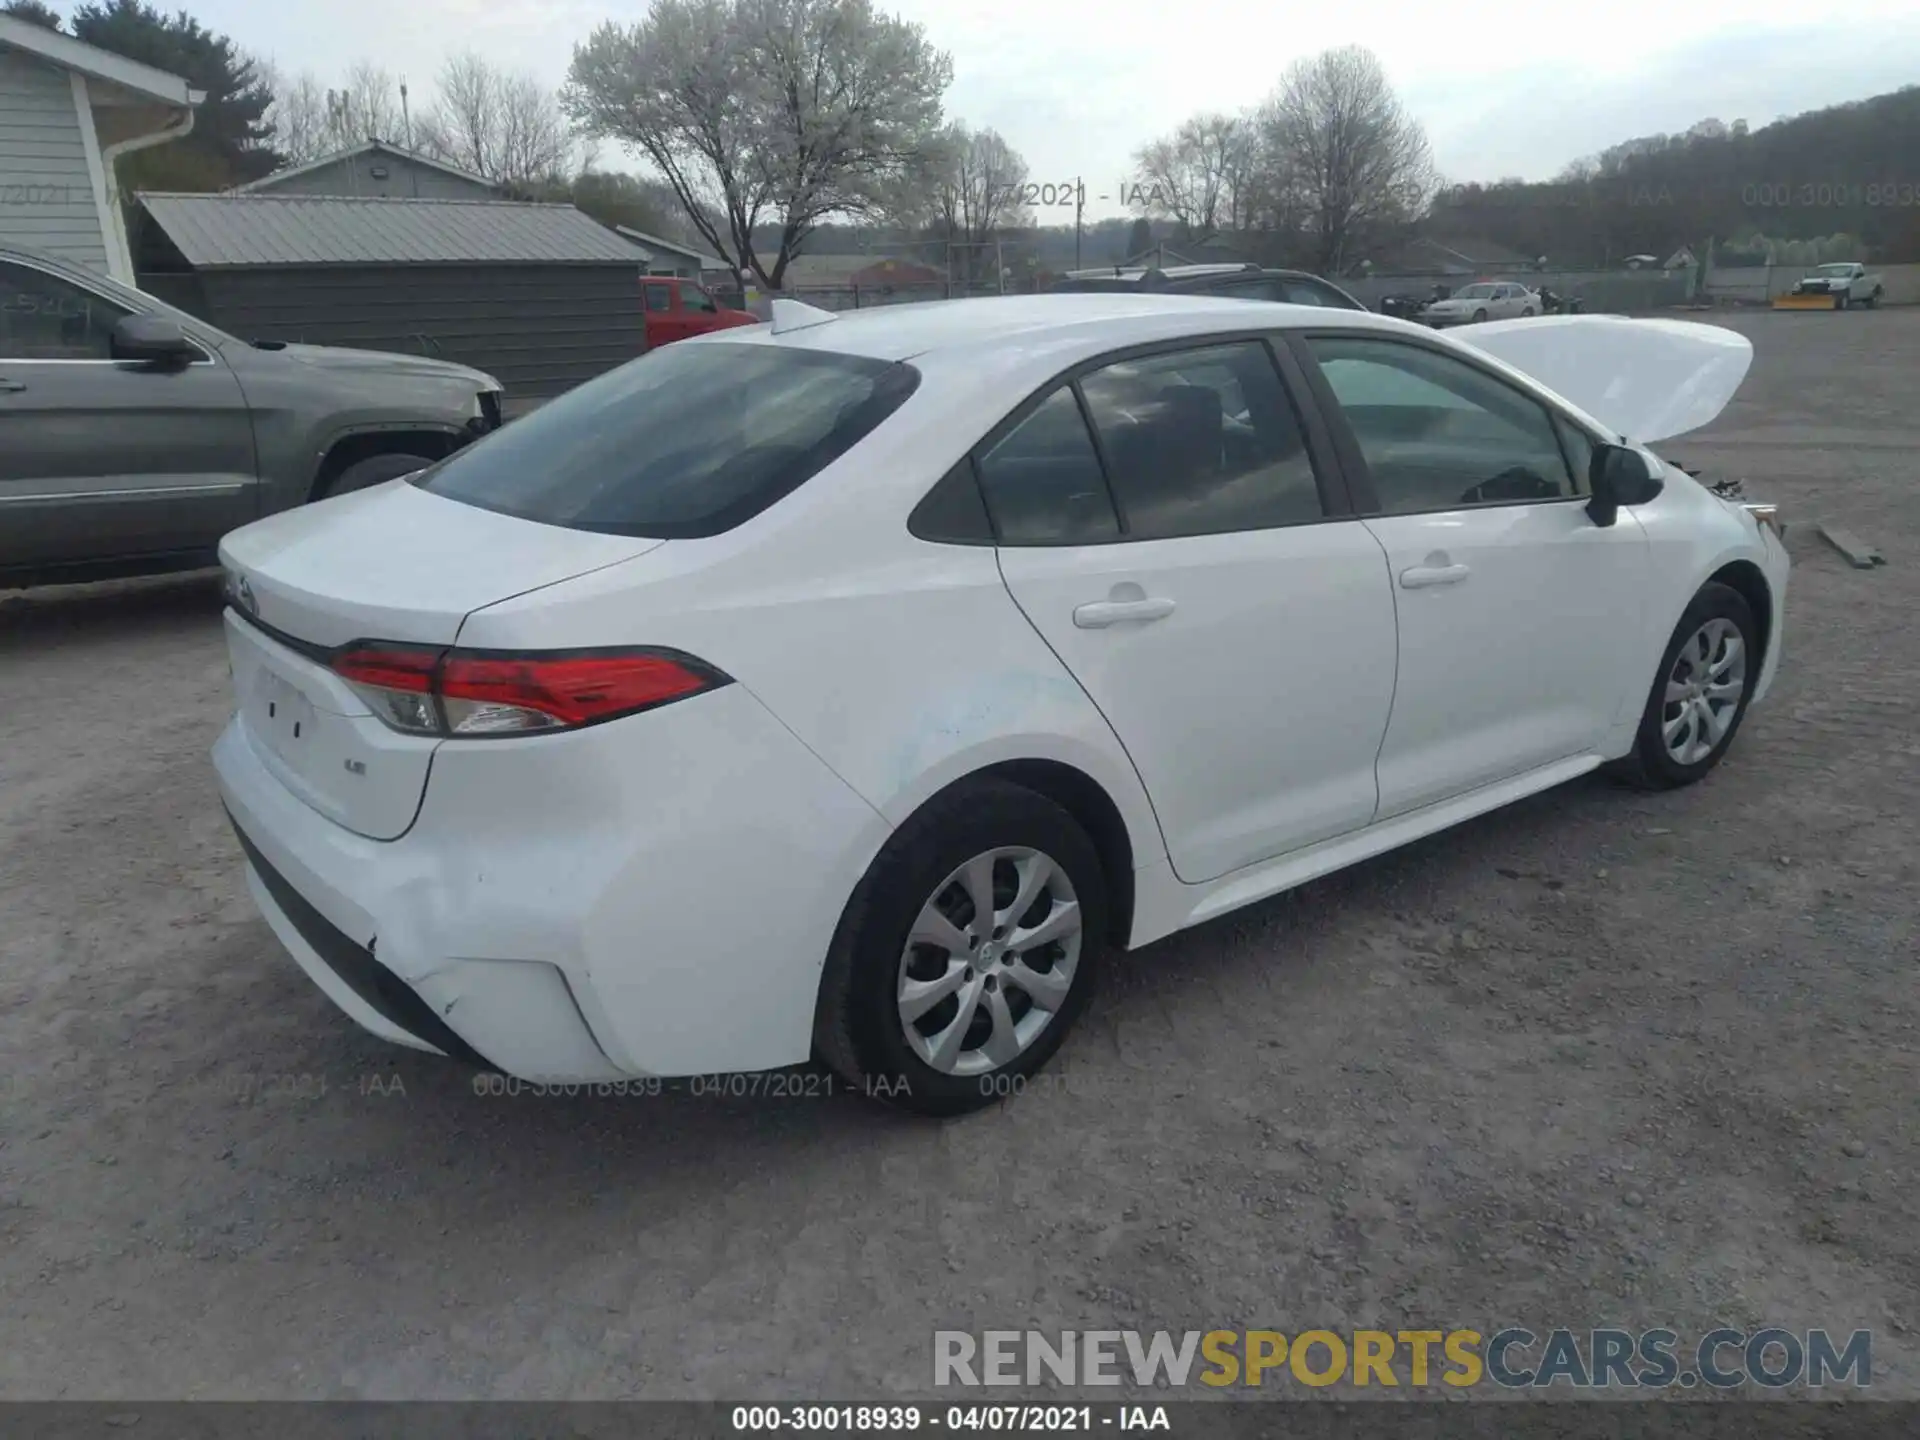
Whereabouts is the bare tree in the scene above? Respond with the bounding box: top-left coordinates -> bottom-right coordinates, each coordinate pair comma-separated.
1256,45 -> 1435,273
427,52 -> 500,177
325,61 -> 406,149
565,0 -> 952,288
259,62 -> 331,165
928,123 -> 1029,282
1132,113 -> 1257,239
495,71 -> 574,187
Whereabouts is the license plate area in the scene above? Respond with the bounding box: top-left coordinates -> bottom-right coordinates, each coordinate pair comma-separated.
256,669 -> 320,760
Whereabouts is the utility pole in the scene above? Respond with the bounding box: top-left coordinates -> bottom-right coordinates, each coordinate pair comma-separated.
399,81 -> 418,197
995,236 -> 1005,295
1074,179 -> 1084,271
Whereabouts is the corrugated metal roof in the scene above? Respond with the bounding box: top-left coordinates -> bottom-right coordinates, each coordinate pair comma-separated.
137,193 -> 650,268
614,225 -> 727,270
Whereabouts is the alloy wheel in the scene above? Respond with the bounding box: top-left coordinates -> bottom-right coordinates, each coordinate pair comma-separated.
1661,617 -> 1747,765
895,846 -> 1082,1077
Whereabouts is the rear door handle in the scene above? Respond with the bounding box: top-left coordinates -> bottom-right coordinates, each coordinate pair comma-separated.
1073,597 -> 1176,628
0,379 -> 25,393
1400,563 -> 1470,589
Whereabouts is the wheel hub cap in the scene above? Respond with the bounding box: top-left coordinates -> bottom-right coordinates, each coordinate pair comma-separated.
1660,616 -> 1747,766
895,845 -> 1083,1078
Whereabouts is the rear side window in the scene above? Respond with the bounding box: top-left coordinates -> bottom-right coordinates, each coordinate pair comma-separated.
975,388 -> 1120,544
1078,342 -> 1325,538
644,284 -> 673,312
415,342 -> 919,538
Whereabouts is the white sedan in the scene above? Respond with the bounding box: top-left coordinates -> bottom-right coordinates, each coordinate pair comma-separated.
1424,280 -> 1537,326
213,294 -> 1788,1116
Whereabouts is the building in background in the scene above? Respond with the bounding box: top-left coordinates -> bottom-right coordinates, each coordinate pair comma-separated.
0,13 -> 201,282
237,140 -> 502,201
614,225 -> 729,280
133,191 -> 651,401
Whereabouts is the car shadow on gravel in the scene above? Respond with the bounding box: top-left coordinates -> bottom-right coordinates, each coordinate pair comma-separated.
0,570 -> 223,655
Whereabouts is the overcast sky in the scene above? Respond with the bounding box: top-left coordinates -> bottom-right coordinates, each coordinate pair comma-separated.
165,0 -> 1920,218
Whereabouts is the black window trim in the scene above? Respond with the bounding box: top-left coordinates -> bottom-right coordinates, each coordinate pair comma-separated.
1283,328 -> 1608,520
906,454 -> 996,546
960,329 -> 1363,550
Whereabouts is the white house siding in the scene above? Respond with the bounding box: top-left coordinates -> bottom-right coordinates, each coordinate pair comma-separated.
0,49 -> 108,271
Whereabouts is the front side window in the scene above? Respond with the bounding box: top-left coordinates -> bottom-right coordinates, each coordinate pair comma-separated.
0,262 -> 129,360
974,387 -> 1120,545
1077,342 -> 1325,539
415,342 -> 919,538
1307,336 -> 1577,513
680,283 -> 717,313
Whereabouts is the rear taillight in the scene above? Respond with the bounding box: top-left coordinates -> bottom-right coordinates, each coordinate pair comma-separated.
330,644 -> 730,738
332,644 -> 442,735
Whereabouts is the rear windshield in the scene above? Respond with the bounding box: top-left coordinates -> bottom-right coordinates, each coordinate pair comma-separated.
414,341 -> 920,538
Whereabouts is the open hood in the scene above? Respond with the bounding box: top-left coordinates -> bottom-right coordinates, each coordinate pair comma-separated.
1453,315 -> 1753,443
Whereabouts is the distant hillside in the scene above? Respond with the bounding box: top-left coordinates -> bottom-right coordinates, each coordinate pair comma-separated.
1433,84 -> 1920,266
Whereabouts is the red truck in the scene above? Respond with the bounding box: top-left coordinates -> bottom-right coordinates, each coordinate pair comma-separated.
641,276 -> 759,349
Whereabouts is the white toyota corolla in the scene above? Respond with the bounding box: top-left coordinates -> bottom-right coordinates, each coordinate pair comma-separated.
213,294 -> 1788,1115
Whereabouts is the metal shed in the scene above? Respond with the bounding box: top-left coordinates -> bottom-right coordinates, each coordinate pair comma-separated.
132,191 -> 650,401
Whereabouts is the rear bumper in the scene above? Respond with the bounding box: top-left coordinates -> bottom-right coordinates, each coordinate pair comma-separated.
225,807 -> 491,1068
213,681 -> 890,1081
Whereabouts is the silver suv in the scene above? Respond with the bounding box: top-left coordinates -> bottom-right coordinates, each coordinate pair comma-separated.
1,243 -> 505,589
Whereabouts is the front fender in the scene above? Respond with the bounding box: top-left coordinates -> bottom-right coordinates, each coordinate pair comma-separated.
1600,476 -> 1786,755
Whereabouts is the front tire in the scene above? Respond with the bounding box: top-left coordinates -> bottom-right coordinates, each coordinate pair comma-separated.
814,778 -> 1109,1116
1472,308 -> 1489,323
1608,582 -> 1759,790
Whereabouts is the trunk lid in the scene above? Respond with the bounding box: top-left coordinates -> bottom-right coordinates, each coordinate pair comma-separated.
218,481 -> 664,840
1454,314 -> 1754,443
218,480 -> 663,648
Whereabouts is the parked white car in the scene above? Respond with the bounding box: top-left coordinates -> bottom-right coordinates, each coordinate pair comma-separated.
1423,281 -> 1537,326
1791,262 -> 1884,307
213,295 -> 1788,1115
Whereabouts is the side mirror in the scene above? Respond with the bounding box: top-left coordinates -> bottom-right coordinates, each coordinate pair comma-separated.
1587,443 -> 1663,527
111,314 -> 196,367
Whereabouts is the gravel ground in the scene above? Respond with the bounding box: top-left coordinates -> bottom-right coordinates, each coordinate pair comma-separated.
1,310 -> 1915,1402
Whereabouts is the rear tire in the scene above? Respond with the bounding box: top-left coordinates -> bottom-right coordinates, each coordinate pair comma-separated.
813,778 -> 1109,1117
1607,582 -> 1759,791
320,452 -> 438,500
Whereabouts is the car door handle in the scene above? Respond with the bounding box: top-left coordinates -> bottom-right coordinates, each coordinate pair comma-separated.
1400,563 -> 1470,589
0,378 -> 25,393
1073,597 -> 1176,628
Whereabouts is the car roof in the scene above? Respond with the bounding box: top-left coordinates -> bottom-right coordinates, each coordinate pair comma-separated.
704,292 -> 1401,363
